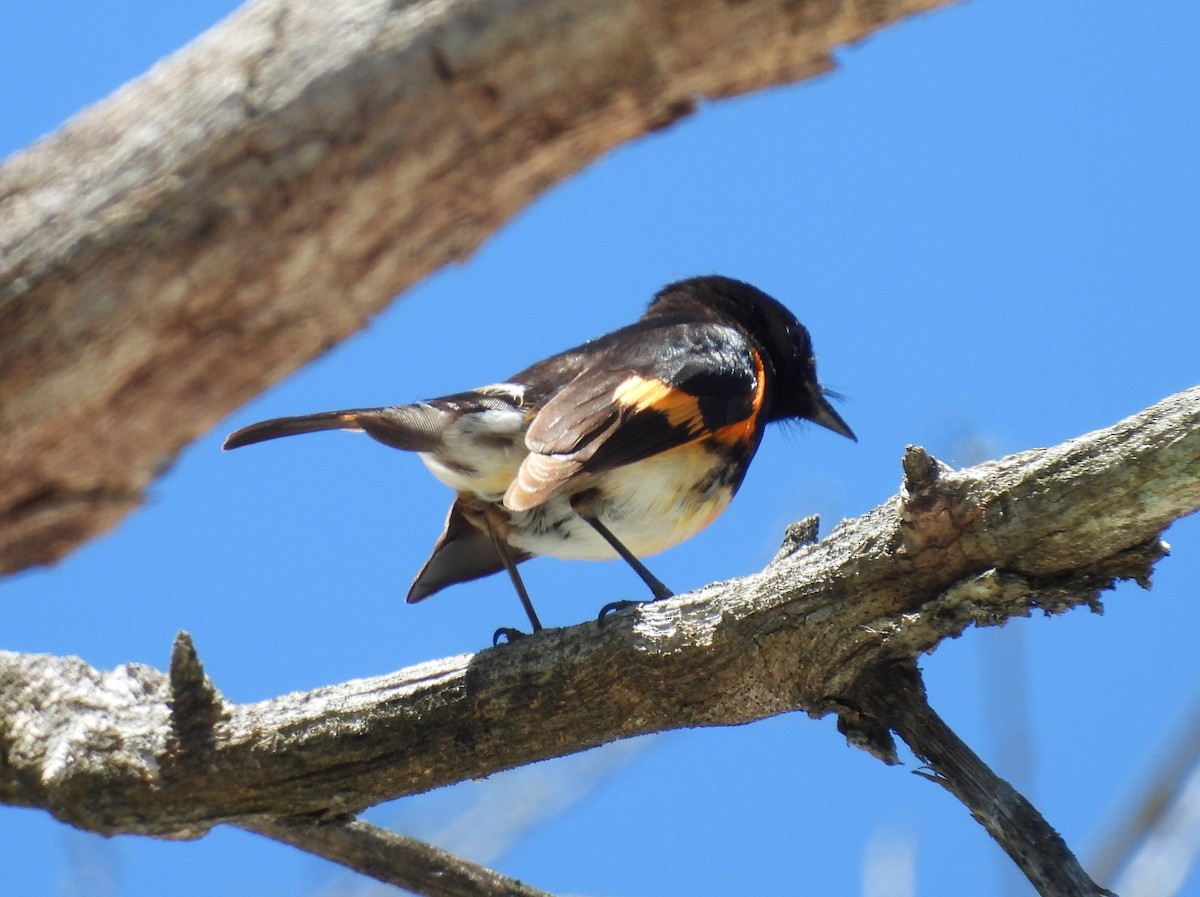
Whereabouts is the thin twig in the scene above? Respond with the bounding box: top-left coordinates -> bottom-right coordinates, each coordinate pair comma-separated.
241,816 -> 556,897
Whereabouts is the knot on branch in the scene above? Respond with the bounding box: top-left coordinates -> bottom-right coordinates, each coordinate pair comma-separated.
773,514 -> 820,562
901,445 -> 949,496
896,446 -> 965,562
829,697 -> 901,766
167,631 -> 225,757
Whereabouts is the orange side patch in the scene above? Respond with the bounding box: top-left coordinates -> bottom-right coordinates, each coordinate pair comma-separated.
712,348 -> 766,445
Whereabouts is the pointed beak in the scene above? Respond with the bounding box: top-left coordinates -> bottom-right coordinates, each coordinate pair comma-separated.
809,385 -> 856,441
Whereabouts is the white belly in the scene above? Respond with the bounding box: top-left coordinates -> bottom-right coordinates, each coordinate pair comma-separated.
413,397 -> 738,562
416,406 -> 527,500
505,444 -> 734,561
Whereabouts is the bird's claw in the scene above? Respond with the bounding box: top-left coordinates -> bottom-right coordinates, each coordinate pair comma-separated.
492,627 -> 528,646
596,599 -> 646,624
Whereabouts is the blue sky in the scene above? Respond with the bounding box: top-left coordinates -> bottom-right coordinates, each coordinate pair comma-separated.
3,1 -> 1198,896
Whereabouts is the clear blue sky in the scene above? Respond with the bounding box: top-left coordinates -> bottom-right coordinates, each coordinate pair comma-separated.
3,2 -> 1198,896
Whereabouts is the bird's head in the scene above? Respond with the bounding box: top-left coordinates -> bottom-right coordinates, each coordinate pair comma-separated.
648,275 -> 856,440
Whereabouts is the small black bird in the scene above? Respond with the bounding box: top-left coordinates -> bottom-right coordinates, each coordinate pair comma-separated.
224,276 -> 855,636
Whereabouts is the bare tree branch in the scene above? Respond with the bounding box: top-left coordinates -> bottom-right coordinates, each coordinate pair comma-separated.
846,661 -> 1115,897
241,816 -> 556,897
0,0 -> 957,575
3,385 -> 1197,894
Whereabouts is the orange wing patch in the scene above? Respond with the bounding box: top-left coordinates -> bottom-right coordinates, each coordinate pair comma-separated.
506,350 -> 766,513
611,375 -> 706,437
613,347 -> 766,447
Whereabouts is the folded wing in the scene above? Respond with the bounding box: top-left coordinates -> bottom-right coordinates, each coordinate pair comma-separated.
505,324 -> 764,511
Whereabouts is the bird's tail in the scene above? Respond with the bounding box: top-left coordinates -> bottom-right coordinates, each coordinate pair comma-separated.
223,405 -> 444,452
223,410 -> 360,449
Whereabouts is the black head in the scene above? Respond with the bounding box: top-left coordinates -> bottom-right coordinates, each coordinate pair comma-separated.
646,276 -> 855,439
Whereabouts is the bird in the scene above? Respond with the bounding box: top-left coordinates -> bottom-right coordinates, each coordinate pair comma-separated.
224,275 -> 855,638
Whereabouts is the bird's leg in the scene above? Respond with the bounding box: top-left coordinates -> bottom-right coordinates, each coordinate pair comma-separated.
483,508 -> 543,643
570,493 -> 674,622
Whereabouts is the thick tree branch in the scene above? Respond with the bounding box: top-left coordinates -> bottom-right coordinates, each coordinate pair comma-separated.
2,386 -> 1197,891
0,0 -> 957,575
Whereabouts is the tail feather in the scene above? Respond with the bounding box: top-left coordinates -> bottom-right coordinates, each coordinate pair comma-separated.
224,405 -> 446,452
408,500 -> 530,602
223,410 -> 363,450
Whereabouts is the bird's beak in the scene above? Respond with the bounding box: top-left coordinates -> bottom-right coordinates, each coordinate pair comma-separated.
809,385 -> 856,442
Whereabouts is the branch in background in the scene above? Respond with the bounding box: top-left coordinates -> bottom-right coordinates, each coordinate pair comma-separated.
1089,697 -> 1200,890
1112,761 -> 1200,897
0,0 -> 957,575
2,386 -> 1197,894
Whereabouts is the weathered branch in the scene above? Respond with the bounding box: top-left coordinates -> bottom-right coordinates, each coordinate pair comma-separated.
3,386 -> 1197,892
0,0 -> 957,575
845,662 -> 1116,897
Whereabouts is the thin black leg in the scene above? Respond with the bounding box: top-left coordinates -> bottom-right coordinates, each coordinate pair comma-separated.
571,500 -> 674,601
483,510 -> 543,639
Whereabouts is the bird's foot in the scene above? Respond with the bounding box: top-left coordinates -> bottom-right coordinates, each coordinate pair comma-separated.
597,581 -> 675,624
597,599 -> 642,623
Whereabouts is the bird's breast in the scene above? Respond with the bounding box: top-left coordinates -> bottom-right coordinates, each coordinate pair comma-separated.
504,441 -> 743,561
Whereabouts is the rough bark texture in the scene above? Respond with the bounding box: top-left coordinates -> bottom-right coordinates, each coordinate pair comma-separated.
0,0 -> 955,575
3,387 -> 1196,892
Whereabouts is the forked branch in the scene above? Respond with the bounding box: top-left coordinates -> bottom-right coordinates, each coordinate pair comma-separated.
1,386 -> 1197,895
